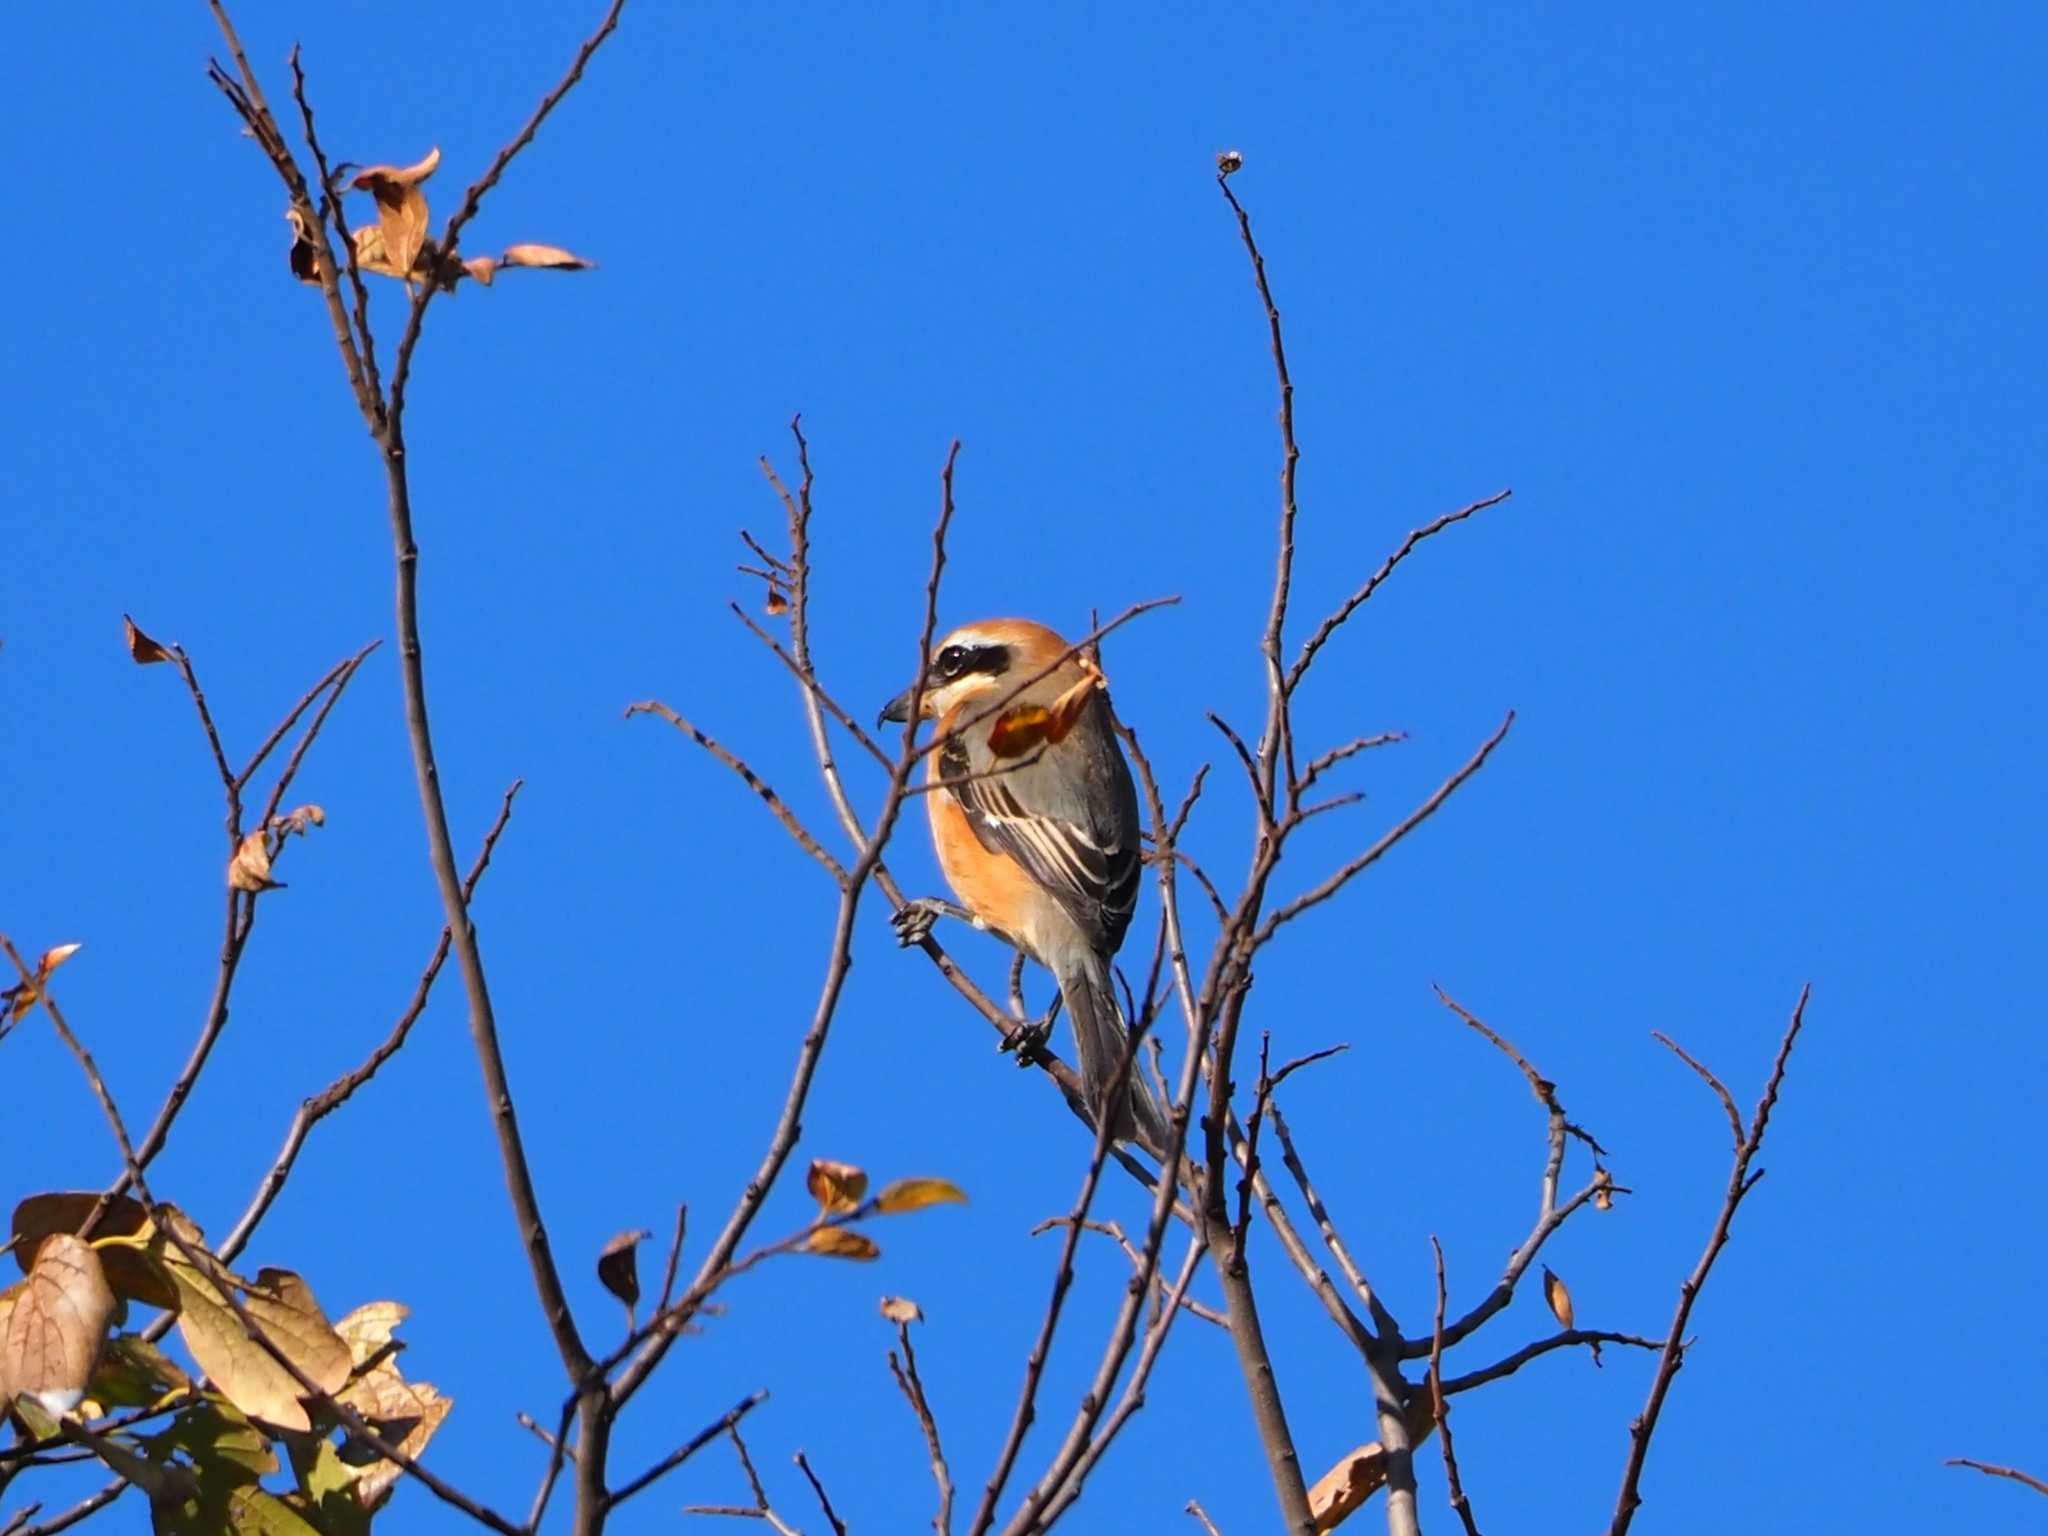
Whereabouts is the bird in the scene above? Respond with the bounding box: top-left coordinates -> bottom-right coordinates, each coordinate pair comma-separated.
878,619 -> 1170,1156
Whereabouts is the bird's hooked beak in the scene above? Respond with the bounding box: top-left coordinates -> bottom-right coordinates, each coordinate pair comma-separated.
877,684 -> 920,728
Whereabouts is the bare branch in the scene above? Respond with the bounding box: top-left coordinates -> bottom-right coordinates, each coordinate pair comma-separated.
628,702 -> 847,885
388,0 -> 628,416
1259,712 -> 1514,944
1437,1330 -> 1663,1397
1650,1031 -> 1743,1153
215,782 -> 522,1264
969,1102 -> 1125,1535
1429,1238 -> 1481,1536
607,1392 -> 767,1511
794,1452 -> 847,1536
1298,731 -> 1406,798
889,1316 -> 956,1534
1287,490 -> 1513,694
1186,1500 -> 1223,1535
1608,986 -> 1810,1535
1946,1459 -> 2048,1498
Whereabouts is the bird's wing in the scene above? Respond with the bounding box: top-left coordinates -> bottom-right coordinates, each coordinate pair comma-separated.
939,694 -> 1141,954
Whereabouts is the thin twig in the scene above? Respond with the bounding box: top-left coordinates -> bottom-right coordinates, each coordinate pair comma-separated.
1608,986 -> 1810,1535
627,702 -> 848,885
1287,490 -> 1513,694
215,782 -> 521,1263
1946,1459 -> 2048,1498
1186,1500 -> 1223,1535
794,1452 -> 847,1536
1258,712 -> 1515,943
1429,1237 -> 1481,1536
889,1317 -> 956,1534
607,1391 -> 766,1510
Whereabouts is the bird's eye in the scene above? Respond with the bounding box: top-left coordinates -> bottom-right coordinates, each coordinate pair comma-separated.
935,645 -> 967,679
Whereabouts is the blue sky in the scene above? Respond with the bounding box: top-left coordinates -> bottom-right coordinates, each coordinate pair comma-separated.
6,3 -> 2046,1532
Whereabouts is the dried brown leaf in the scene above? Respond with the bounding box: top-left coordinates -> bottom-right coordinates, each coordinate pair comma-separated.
873,1178 -> 968,1215
334,1302 -> 450,1514
596,1230 -> 649,1311
349,147 -> 439,278
124,614 -> 174,665
10,1192 -> 174,1309
879,1296 -> 922,1324
243,1267 -> 352,1397
229,830 -> 284,892
275,804 -> 325,837
500,242 -> 595,272
284,208 -> 321,287
1306,1399 -> 1440,1530
349,223 -> 413,281
333,1300 -> 408,1367
764,586 -> 789,617
461,255 -> 499,287
806,1159 -> 869,1214
1542,1265 -> 1574,1330
805,1227 -> 880,1261
1217,148 -> 1245,176
163,1252 -> 314,1433
3,1234 -> 117,1415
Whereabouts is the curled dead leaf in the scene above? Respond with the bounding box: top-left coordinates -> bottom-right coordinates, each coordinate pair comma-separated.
879,1296 -> 922,1324
350,148 -> 439,279
764,585 -> 789,617
275,804 -> 325,837
806,1159 -> 869,1214
501,242 -> 596,272
123,615 -> 174,665
1592,1166 -> 1614,1212
37,942 -> 82,977
284,208 -> 321,286
228,829 -> 284,893
1217,149 -> 1245,176
597,1230 -> 650,1312
873,1178 -> 968,1215
462,255 -> 499,287
1542,1266 -> 1574,1330
3,1234 -> 117,1416
806,1227 -> 880,1262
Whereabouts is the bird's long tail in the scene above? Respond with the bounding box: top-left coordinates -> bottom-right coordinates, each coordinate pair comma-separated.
1058,953 -> 1171,1159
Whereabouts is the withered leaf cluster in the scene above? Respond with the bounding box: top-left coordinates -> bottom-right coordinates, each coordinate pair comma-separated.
1,1193 -> 450,1530
800,1158 -> 967,1263
288,146 -> 595,293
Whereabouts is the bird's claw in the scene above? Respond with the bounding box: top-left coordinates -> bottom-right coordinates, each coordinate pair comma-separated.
1001,1016 -> 1053,1066
892,898 -> 946,947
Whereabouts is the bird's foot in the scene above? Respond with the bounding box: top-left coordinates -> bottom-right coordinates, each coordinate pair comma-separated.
1000,1015 -> 1054,1066
892,897 -> 967,947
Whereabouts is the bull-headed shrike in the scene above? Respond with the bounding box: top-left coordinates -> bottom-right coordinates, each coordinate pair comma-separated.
879,619 -> 1170,1156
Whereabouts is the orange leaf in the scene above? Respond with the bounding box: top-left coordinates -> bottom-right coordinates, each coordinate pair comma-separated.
805,1227 -> 880,1261
123,615 -> 173,665
805,1159 -> 868,1214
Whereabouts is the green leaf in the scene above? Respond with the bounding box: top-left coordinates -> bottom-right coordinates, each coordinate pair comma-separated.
289,1434 -> 370,1536
145,1396 -> 280,1479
